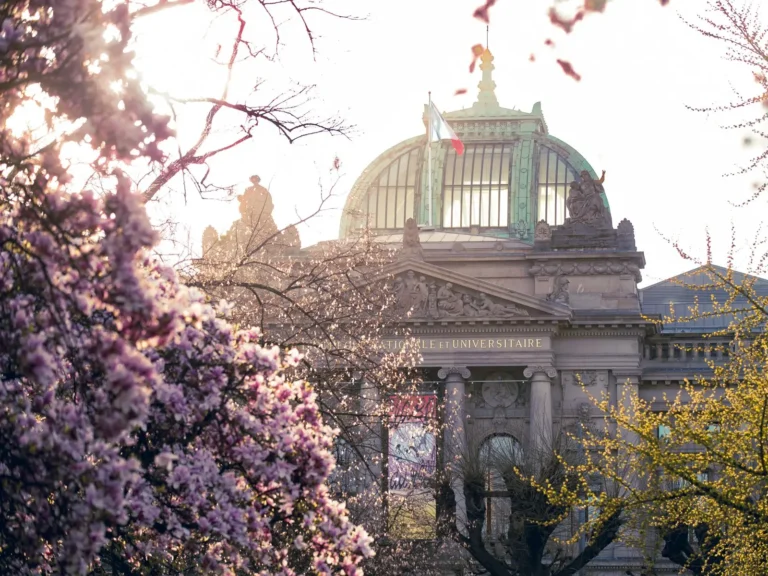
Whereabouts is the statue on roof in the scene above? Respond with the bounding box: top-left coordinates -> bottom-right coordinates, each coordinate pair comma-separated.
200,174 -> 284,262
547,276 -> 570,305
566,170 -> 609,227
399,217 -> 424,260
238,175 -> 275,230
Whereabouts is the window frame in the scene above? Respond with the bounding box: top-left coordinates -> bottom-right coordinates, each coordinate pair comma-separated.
534,144 -> 580,227
365,147 -> 422,231
441,142 -> 513,230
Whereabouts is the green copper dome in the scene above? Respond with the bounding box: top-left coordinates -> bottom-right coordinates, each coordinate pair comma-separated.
339,49 -> 610,242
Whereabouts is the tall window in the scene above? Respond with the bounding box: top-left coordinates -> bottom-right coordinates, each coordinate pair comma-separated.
442,143 -> 511,228
479,434 -> 522,540
365,148 -> 420,229
537,146 -> 577,226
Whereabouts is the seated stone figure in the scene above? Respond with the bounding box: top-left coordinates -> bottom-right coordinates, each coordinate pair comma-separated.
566,170 -> 608,226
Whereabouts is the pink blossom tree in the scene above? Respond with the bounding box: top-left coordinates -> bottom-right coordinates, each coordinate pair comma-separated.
0,0 -> 371,573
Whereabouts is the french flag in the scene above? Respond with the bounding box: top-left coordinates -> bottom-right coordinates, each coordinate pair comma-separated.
428,101 -> 464,155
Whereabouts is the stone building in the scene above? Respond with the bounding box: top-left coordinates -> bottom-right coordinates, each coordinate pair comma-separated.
335,48 -> 768,574
202,48 -> 768,575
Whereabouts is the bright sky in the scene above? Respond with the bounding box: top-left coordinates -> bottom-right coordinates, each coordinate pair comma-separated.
132,0 -> 766,286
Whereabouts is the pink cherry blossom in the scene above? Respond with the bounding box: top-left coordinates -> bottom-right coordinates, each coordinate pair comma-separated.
0,0 -> 372,573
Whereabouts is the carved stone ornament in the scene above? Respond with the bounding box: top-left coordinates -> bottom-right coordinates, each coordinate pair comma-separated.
482,381 -> 519,408
616,218 -> 637,251
472,378 -> 528,410
534,220 -> 552,241
391,273 -> 530,319
562,370 -> 608,388
546,276 -> 570,305
523,365 -> 557,379
529,260 -> 642,282
438,366 -> 471,380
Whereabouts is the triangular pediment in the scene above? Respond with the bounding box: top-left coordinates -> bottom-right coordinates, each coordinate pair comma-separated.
377,259 -> 571,321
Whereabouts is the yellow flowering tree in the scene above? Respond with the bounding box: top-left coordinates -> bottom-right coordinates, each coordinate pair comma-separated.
546,262 -> 768,576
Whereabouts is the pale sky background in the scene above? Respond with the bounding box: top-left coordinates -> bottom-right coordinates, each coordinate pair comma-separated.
132,0 -> 767,286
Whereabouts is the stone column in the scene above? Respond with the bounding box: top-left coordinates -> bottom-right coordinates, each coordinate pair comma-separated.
359,377 -> 381,481
438,366 -> 471,464
438,366 -> 470,536
524,365 -> 557,454
614,372 -> 640,446
613,372 -> 643,560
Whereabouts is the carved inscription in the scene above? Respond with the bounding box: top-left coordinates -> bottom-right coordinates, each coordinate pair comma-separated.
381,337 -> 546,351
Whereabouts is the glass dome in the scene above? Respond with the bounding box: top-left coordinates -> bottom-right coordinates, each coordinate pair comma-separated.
339,49 -> 610,242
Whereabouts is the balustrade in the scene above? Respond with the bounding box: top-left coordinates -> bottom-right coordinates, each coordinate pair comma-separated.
642,340 -> 732,362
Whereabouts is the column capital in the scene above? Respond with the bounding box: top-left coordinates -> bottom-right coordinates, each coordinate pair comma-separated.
524,365 -> 557,379
438,366 -> 471,380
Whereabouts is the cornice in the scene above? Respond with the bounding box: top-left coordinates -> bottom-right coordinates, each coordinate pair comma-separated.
557,328 -> 647,338
384,324 -> 562,336
526,251 -> 645,262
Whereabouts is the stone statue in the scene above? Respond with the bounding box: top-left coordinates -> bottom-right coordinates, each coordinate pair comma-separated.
547,276 -> 570,305
392,276 -> 407,308
477,292 -> 529,317
200,174 -> 284,261
426,283 -> 439,318
239,175 -> 275,228
393,271 -> 429,315
437,283 -> 463,316
462,293 -> 481,316
403,218 -> 421,249
414,275 -> 429,314
400,217 -> 424,260
566,170 -> 608,226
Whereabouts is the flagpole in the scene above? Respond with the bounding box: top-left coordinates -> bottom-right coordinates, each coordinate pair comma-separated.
427,91 -> 433,227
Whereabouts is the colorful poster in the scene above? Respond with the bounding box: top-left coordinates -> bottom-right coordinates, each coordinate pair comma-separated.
388,394 -> 437,538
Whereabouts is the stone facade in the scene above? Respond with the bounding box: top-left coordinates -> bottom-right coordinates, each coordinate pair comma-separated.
197,172 -> 767,576
198,52 -> 768,573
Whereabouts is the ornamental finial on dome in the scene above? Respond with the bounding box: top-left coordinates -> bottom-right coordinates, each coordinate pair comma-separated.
470,46 -> 501,116
476,48 -> 499,108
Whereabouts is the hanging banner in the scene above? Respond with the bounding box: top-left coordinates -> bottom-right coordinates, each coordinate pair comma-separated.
388,394 -> 437,538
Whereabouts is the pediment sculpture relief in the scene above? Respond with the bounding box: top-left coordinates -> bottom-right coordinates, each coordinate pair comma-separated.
391,272 -> 530,318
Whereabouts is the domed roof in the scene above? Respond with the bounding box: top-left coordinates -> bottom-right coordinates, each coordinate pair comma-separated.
340,49 -> 610,242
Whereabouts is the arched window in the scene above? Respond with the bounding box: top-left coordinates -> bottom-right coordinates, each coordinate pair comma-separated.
442,143 -> 512,229
479,434 -> 523,540
365,148 -> 421,230
537,145 -> 577,226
